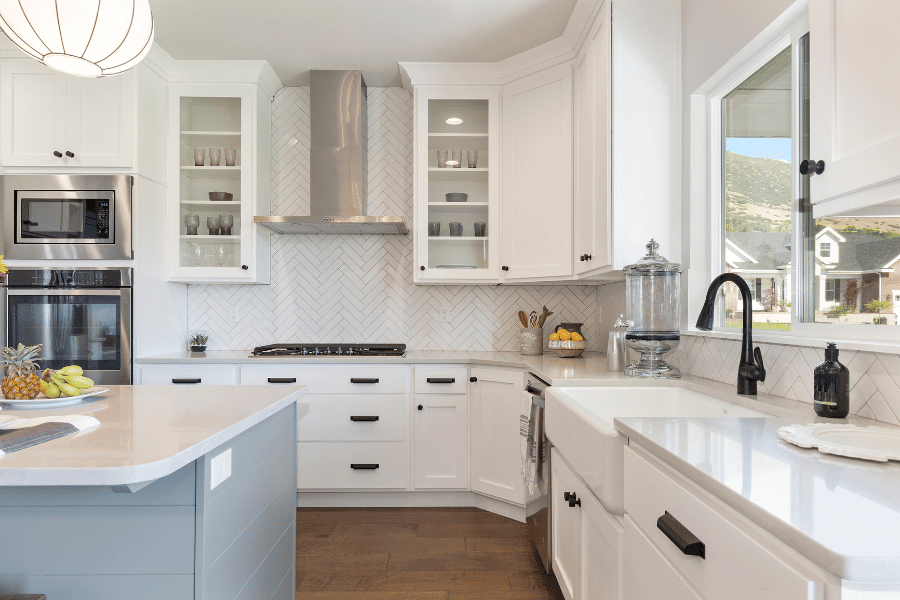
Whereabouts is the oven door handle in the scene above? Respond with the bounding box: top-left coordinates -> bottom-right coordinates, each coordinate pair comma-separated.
5,289 -> 126,296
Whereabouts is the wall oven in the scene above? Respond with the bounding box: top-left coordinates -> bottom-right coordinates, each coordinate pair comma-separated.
0,174 -> 132,260
1,268 -> 132,385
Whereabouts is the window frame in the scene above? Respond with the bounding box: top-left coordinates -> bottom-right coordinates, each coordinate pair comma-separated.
689,0 -> 900,347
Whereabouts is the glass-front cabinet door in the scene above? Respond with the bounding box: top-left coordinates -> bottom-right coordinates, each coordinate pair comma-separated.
167,84 -> 266,282
415,88 -> 500,282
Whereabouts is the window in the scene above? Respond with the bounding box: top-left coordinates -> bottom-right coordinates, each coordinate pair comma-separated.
825,278 -> 839,302
820,242 -> 831,257
721,45 -> 793,331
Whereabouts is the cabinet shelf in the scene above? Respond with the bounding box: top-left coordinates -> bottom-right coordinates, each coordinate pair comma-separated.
181,200 -> 241,206
181,130 -> 241,136
181,235 -> 241,241
181,166 -> 241,180
428,168 -> 488,181
180,130 -> 241,148
428,236 -> 489,242
427,202 -> 489,212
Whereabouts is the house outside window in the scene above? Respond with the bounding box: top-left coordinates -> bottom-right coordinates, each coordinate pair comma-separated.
820,242 -> 831,257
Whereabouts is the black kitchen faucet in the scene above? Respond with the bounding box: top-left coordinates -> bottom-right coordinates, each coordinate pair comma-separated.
695,273 -> 766,395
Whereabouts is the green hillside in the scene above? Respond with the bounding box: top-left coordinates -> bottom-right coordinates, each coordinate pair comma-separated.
725,151 -> 791,233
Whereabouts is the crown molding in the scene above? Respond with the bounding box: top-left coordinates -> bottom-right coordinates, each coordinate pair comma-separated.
399,0 -> 602,91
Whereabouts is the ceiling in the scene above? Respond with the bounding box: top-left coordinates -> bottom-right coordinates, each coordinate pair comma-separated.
149,0 -> 577,88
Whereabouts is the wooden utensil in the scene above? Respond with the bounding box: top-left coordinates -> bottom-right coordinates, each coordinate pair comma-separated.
518,310 -> 529,328
529,311 -> 538,328
538,305 -> 553,328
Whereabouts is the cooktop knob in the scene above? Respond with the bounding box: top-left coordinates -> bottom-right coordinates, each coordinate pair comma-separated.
346,348 -> 353,355
325,347 -> 332,355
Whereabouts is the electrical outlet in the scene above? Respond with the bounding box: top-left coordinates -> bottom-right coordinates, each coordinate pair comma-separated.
227,306 -> 239,323
210,448 -> 232,490
440,306 -> 452,322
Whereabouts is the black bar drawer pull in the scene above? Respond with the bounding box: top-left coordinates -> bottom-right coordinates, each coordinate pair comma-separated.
426,377 -> 456,384
657,511 -> 705,559
350,378 -> 379,384
172,378 -> 201,384
350,463 -> 380,470
350,416 -> 380,422
267,377 -> 297,383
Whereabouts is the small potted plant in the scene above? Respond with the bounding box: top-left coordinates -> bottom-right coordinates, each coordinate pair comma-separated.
190,333 -> 208,352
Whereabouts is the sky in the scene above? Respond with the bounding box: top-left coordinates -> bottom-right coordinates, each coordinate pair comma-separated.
726,138 -> 791,162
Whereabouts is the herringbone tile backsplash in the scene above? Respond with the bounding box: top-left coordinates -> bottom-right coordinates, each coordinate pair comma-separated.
187,87 -> 600,351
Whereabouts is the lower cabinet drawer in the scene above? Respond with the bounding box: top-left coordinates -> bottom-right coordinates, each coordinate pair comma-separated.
624,447 -> 823,600
297,442 -> 408,489
414,366 -> 468,394
139,366 -> 238,385
296,394 -> 407,442
241,365 -> 408,394
624,515 -> 703,600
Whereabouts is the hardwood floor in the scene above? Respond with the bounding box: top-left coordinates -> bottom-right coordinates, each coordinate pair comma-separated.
296,507 -> 564,600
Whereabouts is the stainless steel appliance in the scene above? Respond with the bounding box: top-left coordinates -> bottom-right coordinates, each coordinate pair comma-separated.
2,268 -> 133,384
1,175 -> 133,260
250,343 -> 406,357
525,372 -> 552,573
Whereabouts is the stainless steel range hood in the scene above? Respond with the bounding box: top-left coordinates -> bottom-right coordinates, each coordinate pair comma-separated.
255,70 -> 408,235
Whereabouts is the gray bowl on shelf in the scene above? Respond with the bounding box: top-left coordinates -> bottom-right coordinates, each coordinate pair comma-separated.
209,192 -> 234,202
445,193 -> 468,203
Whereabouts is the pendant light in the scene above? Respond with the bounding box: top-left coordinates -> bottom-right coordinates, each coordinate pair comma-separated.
0,0 -> 154,78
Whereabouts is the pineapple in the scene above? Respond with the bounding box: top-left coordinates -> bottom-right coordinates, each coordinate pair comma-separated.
1,343 -> 43,400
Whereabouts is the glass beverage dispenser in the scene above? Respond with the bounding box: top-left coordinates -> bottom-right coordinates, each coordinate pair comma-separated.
624,239 -> 682,378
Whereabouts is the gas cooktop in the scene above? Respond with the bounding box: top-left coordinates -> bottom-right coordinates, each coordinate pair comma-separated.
249,343 -> 406,357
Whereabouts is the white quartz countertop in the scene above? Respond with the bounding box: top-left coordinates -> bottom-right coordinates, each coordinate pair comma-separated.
615,416 -> 900,582
0,385 -> 306,487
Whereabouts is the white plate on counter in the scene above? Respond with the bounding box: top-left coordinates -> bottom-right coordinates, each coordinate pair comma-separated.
0,388 -> 109,409
0,415 -> 20,428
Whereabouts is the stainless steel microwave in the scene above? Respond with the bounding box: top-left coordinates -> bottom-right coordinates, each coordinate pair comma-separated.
0,175 -> 132,260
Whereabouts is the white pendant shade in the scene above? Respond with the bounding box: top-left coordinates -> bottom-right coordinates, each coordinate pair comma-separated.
0,0 -> 154,77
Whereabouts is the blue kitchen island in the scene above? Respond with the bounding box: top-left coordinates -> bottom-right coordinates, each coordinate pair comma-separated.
0,385 -> 306,600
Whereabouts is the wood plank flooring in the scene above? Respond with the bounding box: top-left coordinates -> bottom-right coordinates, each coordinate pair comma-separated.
296,507 -> 564,600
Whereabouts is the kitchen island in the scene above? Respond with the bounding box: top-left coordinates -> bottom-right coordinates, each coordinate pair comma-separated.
0,385 -> 306,600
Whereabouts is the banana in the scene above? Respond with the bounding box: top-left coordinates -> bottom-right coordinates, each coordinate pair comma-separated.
44,382 -> 60,399
64,375 -> 94,389
57,381 -> 80,397
39,379 -> 49,393
58,365 -> 83,377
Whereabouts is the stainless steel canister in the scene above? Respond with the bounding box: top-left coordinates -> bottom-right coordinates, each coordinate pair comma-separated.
607,315 -> 631,372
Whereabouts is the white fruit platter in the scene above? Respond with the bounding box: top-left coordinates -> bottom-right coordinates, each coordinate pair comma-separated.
778,423 -> 900,463
0,387 -> 109,409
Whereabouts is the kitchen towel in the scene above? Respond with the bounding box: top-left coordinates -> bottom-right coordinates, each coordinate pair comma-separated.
520,391 -> 543,495
0,415 -> 100,456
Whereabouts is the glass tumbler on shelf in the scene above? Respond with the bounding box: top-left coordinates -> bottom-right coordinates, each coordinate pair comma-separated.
191,243 -> 204,266
184,214 -> 199,235
207,216 -> 221,235
215,245 -> 228,266
450,150 -> 462,168
219,214 -> 234,235
449,222 -> 463,237
209,148 -> 221,167
428,222 -> 441,237
474,222 -> 486,237
224,148 -> 236,167
467,150 -> 478,168
193,147 -> 205,166
436,149 -> 448,168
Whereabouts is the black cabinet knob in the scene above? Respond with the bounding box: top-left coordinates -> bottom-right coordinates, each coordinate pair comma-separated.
586,254 -> 592,261
53,151 -> 62,157
420,266 -> 425,271
502,266 -> 509,271
417,404 -> 423,411
241,265 -> 249,270
470,376 -> 477,382
65,151 -> 74,158
799,159 -> 825,176
579,255 -> 585,261
564,492 -> 581,508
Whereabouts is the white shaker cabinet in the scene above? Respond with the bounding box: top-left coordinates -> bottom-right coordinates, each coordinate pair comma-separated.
501,64 -> 574,281
413,367 -> 469,489
0,60 -> 134,168
469,367 -> 525,504
810,0 -> 900,212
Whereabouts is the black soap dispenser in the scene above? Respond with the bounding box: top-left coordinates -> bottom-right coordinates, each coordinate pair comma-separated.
813,342 -> 849,418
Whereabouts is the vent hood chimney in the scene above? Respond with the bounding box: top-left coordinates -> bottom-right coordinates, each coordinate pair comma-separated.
255,70 -> 408,235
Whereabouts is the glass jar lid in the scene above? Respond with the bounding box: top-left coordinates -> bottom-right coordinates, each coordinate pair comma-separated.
624,239 -> 682,273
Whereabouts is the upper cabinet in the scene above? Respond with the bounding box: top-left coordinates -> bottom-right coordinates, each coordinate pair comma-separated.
810,0 -> 900,212
167,84 -> 271,284
414,87 -> 501,282
0,60 -> 134,168
404,0 -> 679,284
502,64 -> 574,281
